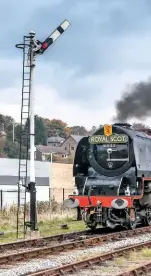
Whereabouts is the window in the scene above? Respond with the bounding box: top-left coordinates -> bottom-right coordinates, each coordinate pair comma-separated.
65,147 -> 67,150
71,147 -> 74,150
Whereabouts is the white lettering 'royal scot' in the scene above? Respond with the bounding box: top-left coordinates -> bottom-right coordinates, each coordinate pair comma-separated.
89,134 -> 128,144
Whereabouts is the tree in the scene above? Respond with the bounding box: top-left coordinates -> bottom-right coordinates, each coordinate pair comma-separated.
88,126 -> 97,135
44,119 -> 68,138
14,123 -> 21,144
0,150 -> 7,158
0,113 -> 14,141
69,126 -> 88,136
35,116 -> 47,145
132,123 -> 151,130
4,141 -> 27,159
24,115 -> 47,146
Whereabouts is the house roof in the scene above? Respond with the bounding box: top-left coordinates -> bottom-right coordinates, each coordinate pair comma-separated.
70,135 -> 86,143
36,145 -> 69,154
60,135 -> 86,147
47,136 -> 65,143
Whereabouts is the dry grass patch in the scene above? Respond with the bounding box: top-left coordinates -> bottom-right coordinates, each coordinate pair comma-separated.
0,203 -> 85,243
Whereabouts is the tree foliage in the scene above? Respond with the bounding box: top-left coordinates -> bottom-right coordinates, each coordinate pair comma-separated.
88,126 -> 97,135
44,119 -> 68,138
35,116 -> 47,145
24,115 -> 47,146
132,122 -> 151,130
69,126 -> 88,136
4,141 -> 26,159
0,112 -> 123,159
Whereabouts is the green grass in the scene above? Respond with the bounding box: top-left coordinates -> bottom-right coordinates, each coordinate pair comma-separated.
0,210 -> 86,243
39,218 -> 86,237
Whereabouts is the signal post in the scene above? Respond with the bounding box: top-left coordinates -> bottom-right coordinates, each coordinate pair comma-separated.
16,20 -> 71,232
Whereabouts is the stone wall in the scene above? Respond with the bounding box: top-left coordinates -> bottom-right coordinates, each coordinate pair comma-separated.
49,162 -> 75,202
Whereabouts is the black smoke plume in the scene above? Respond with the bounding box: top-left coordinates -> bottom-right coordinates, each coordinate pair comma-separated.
114,78 -> 151,121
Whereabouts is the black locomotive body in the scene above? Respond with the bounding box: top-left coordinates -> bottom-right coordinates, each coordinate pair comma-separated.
65,123 -> 151,230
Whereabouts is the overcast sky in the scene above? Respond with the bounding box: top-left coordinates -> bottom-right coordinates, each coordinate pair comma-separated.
1,0 -> 151,129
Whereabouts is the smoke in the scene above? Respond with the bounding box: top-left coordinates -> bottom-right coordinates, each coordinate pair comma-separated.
114,78 -> 151,121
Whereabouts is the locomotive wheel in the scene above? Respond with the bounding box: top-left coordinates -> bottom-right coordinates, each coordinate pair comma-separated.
144,207 -> 151,226
86,214 -> 97,231
87,222 -> 97,231
128,220 -> 137,230
126,210 -> 137,229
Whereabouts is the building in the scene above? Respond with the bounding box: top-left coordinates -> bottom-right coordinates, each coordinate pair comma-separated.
47,136 -> 65,147
36,145 -> 69,161
0,158 -> 50,205
0,158 -> 50,186
60,135 -> 85,158
36,135 -> 85,162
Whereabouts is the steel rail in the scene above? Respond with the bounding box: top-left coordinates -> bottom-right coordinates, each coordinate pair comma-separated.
0,226 -> 151,266
27,239 -> 151,276
0,229 -> 92,251
115,260 -> 151,275
0,226 -> 129,252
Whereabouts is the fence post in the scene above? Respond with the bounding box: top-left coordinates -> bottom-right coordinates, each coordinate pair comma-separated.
63,188 -> 65,202
49,187 -> 51,214
0,190 -> 2,210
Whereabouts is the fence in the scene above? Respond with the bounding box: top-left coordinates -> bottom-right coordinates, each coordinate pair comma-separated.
0,188 -> 76,210
49,188 -> 76,203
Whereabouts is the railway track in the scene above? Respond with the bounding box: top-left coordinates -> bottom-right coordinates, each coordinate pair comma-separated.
116,261 -> 151,276
0,229 -> 93,251
27,239 -> 151,276
0,226 -> 150,265
0,226 -> 151,271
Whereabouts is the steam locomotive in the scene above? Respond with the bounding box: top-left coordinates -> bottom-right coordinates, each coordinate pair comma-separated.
64,123 -> 151,230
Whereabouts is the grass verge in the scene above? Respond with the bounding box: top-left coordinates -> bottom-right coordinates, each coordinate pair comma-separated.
0,209 -> 85,243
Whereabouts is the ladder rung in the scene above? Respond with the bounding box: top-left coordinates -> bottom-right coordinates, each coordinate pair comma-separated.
24,79 -> 30,81
23,85 -> 30,87
22,109 -> 29,111
23,92 -> 30,94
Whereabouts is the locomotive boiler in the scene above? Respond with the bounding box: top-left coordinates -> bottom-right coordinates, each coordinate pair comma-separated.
64,123 -> 151,230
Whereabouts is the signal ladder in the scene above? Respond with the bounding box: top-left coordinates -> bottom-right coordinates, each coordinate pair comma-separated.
16,36 -> 32,239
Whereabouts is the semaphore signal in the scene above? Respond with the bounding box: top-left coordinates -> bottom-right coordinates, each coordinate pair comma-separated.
15,19 -> 71,237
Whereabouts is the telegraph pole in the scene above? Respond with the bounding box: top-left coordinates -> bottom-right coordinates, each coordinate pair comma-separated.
16,20 -> 71,232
